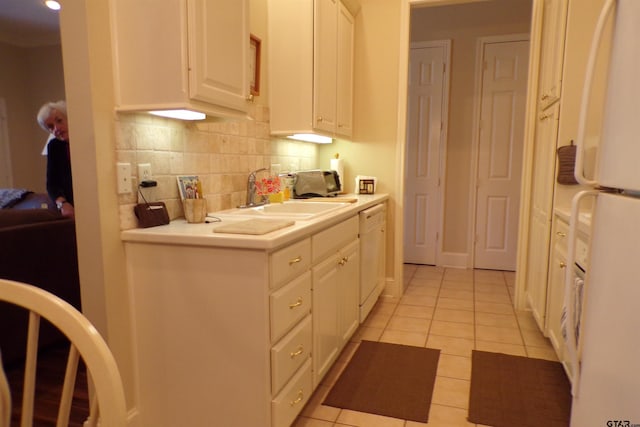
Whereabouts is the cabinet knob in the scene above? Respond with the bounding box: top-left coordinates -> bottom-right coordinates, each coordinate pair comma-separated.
559,261 -> 566,269
289,297 -> 303,309
289,256 -> 302,265
539,113 -> 552,121
541,93 -> 549,100
246,94 -> 254,102
290,345 -> 304,358
317,116 -> 324,123
289,390 -> 304,407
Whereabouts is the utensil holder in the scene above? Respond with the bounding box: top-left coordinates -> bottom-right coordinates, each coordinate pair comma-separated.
183,198 -> 206,223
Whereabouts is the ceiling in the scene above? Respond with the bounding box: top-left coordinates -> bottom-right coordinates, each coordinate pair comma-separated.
0,0 -> 60,47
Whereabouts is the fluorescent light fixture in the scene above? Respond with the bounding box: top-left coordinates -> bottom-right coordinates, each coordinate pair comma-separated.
44,0 -> 61,10
286,134 -> 333,144
149,109 -> 206,121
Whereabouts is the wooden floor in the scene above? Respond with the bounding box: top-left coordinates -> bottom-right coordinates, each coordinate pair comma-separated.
4,343 -> 89,427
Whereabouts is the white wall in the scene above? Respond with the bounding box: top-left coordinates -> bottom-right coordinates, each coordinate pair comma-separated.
318,0 -> 402,286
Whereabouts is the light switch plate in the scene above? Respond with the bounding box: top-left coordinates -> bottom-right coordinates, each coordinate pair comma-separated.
116,162 -> 132,194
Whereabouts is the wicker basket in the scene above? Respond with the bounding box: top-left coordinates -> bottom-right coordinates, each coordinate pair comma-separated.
557,142 -> 578,185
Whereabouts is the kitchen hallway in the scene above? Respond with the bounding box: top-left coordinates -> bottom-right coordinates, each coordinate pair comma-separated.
293,265 -> 559,427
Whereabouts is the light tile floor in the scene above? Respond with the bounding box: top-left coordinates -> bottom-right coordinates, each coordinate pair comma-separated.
292,265 -> 559,427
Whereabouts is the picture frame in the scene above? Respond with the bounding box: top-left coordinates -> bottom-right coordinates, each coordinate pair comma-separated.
176,175 -> 201,200
249,34 -> 262,96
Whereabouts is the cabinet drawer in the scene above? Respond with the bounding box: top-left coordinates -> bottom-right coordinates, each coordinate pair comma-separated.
312,216 -> 358,263
554,218 -> 569,243
270,271 -> 311,341
272,358 -> 312,427
271,315 -> 312,395
270,238 -> 311,289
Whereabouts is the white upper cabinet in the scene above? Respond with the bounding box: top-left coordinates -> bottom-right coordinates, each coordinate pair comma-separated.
313,0 -> 339,135
336,2 -> 354,137
269,0 -> 356,139
538,0 -> 569,110
111,0 -> 249,118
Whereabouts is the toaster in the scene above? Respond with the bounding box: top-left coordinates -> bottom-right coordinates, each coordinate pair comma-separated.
293,170 -> 341,198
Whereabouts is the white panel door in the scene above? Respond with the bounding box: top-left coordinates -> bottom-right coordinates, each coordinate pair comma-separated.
404,44 -> 446,265
474,40 -> 529,270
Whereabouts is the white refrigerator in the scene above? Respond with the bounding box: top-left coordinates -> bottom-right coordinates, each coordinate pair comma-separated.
565,0 -> 640,425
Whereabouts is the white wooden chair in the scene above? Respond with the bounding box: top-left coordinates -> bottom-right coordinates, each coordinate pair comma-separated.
0,279 -> 127,427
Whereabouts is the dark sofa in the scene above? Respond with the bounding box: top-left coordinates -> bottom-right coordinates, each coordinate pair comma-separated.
0,195 -> 81,366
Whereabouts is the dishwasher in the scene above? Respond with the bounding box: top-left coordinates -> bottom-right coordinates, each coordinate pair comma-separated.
359,203 -> 386,322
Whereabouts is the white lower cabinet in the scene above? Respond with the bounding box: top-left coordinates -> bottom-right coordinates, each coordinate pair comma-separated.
311,216 -> 359,387
545,217 -> 569,359
272,359 -> 313,427
124,214 -> 360,427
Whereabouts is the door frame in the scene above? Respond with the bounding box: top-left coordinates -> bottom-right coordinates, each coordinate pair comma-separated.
405,39 -> 451,266
468,33 -> 530,269
0,99 -> 13,188
396,0 -> 543,308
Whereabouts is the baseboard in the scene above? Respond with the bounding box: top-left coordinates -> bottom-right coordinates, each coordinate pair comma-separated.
439,252 -> 469,269
381,276 -> 399,299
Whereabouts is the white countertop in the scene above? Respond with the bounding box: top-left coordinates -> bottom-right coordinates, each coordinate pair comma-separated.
554,207 -> 592,236
121,193 -> 389,250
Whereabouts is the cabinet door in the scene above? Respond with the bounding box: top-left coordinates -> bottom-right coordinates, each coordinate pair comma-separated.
545,218 -> 568,359
188,0 -> 249,112
312,253 -> 339,387
336,2 -> 354,137
338,239 -> 359,348
376,219 -> 386,293
525,103 -> 561,329
538,0 -> 569,110
313,0 -> 338,134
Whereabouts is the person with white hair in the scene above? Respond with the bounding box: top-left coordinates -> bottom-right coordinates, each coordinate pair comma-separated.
37,100 -> 74,218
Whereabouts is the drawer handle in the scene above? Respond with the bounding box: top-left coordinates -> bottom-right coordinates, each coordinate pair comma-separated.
289,297 -> 303,309
338,256 -> 348,266
290,390 -> 304,407
290,345 -> 304,358
556,231 -> 566,237
559,261 -> 566,269
289,256 -> 302,266
539,113 -> 552,121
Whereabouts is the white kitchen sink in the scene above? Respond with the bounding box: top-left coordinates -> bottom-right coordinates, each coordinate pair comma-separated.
218,201 -> 350,220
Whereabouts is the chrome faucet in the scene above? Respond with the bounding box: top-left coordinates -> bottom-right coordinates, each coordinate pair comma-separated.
242,167 -> 268,208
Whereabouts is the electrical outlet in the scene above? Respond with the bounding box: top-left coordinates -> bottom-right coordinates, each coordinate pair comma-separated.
138,163 -> 152,182
116,162 -> 132,194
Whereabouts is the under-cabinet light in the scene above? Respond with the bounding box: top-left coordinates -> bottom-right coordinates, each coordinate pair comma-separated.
44,1 -> 61,10
149,110 -> 206,121
286,134 -> 333,144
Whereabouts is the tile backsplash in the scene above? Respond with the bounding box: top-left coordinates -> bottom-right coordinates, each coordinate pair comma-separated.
116,105 -> 318,230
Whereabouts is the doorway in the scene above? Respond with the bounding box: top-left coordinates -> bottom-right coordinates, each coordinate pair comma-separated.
472,36 -> 530,271
403,40 -> 451,265
402,2 -> 532,272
